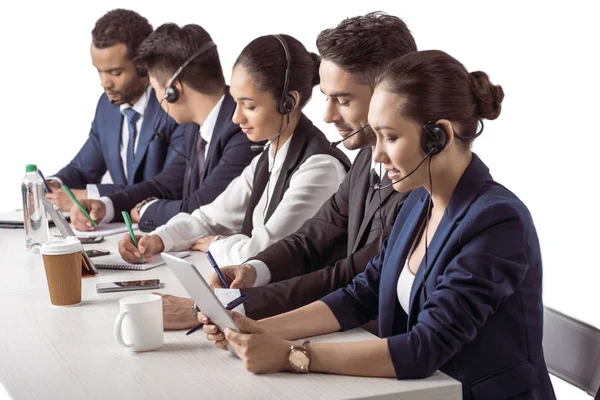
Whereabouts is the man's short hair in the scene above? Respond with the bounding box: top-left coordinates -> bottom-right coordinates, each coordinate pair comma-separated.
92,9 -> 153,60
135,23 -> 225,95
316,12 -> 417,86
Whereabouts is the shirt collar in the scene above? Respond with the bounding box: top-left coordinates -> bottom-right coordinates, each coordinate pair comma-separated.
120,85 -> 152,117
200,95 -> 225,145
371,159 -> 382,177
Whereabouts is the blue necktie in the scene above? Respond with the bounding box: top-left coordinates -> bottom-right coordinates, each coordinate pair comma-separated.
122,108 -> 141,182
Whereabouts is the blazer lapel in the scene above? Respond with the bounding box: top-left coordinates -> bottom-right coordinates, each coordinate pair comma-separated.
407,153 -> 491,327
407,207 -> 457,327
379,195 -> 427,338
346,149 -> 371,256
106,105 -> 126,186
130,90 -> 159,182
352,172 -> 396,253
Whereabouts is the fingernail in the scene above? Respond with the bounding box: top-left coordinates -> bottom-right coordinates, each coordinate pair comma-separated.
86,222 -> 91,227
201,316 -> 208,322
134,252 -> 141,257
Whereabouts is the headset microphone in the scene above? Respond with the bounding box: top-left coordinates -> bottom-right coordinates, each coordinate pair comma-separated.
330,124 -> 369,148
374,152 -> 432,190
374,121 -> 448,190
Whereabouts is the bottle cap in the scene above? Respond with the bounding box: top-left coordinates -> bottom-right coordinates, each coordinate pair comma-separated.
25,164 -> 37,172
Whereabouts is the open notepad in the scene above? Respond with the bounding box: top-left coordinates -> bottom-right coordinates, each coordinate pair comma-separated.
93,251 -> 191,271
72,222 -> 137,238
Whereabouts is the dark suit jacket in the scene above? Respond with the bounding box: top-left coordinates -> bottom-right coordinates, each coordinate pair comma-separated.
241,147 -> 409,319
322,154 -> 555,400
111,89 -> 256,231
54,89 -> 189,197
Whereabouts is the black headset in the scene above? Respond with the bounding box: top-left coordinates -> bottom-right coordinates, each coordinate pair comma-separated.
421,121 -> 448,156
272,35 -> 295,115
163,41 -> 217,104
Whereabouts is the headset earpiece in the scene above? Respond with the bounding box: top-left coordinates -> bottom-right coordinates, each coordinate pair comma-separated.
164,84 -> 179,104
163,40 -> 216,104
272,35 -> 295,115
279,93 -> 295,115
422,121 -> 448,156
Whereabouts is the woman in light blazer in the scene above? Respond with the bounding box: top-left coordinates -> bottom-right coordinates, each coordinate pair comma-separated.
119,34 -> 350,267
200,50 -> 556,400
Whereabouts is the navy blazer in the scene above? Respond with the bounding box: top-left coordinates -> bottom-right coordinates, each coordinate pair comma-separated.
322,154 -> 555,400
131,89 -> 257,231
54,89 -> 189,196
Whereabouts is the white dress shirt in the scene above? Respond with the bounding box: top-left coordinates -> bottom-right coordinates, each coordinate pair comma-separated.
151,135 -> 347,273
99,95 -> 225,223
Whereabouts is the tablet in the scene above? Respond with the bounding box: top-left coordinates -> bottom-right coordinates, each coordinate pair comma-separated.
42,198 -> 98,275
161,252 -> 239,356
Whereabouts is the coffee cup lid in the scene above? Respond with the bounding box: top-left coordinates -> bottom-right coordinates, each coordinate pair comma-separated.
40,236 -> 83,255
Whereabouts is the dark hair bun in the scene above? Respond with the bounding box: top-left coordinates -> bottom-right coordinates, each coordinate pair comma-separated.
470,71 -> 504,120
310,52 -> 321,86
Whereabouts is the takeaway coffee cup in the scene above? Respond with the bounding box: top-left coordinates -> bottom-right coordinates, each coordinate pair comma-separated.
40,236 -> 83,306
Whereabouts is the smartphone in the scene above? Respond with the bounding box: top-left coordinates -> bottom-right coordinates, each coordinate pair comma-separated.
96,279 -> 161,293
79,236 -> 105,244
85,249 -> 110,258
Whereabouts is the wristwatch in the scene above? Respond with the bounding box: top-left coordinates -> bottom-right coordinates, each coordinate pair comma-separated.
288,340 -> 311,373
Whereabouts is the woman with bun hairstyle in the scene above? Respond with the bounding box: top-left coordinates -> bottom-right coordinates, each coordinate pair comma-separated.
119,34 -> 350,267
200,50 -> 555,400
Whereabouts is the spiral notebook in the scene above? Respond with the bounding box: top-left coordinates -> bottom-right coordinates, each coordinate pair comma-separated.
93,251 -> 191,271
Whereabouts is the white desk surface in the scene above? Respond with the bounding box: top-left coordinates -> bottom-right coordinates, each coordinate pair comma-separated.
0,228 -> 462,400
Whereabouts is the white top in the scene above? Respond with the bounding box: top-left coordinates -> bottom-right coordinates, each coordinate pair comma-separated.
397,258 -> 416,314
99,95 -> 225,224
397,223 -> 422,314
152,137 -> 347,271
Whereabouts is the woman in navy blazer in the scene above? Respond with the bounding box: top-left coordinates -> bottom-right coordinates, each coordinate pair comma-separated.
200,50 -> 555,400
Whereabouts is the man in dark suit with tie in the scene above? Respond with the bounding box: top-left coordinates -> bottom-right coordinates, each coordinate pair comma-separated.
69,23 -> 256,232
46,9 -> 192,212
159,13 -> 419,329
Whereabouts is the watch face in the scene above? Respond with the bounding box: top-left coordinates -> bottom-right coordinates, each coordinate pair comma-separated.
290,349 -> 309,370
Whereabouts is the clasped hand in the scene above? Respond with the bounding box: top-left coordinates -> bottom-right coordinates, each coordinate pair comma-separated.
199,311 -> 292,374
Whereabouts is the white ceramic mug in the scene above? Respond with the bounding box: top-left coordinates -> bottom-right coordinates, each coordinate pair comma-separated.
114,293 -> 164,352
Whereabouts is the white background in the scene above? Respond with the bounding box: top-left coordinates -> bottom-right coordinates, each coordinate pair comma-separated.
0,1 -> 598,398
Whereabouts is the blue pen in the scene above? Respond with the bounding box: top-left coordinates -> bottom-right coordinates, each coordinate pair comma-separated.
205,251 -> 229,289
186,294 -> 250,335
37,169 -> 52,193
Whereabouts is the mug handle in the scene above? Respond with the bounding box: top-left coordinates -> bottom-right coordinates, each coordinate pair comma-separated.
114,311 -> 133,348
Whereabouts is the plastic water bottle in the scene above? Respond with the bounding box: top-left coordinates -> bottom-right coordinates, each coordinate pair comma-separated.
21,164 -> 49,253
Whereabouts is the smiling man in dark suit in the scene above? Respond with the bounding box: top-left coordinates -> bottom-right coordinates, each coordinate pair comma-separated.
46,9 -> 192,212
158,13 -> 419,330
70,23 -> 256,231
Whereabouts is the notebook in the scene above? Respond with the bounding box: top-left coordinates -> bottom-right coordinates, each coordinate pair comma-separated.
93,251 -> 191,271
72,222 -> 137,238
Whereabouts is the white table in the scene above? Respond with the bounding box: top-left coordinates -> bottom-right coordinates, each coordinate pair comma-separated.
0,228 -> 462,400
